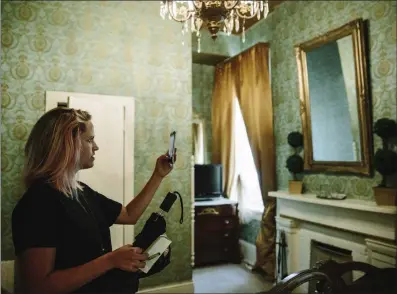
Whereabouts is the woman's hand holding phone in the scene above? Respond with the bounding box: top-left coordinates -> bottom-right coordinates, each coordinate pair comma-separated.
153,131 -> 177,178
154,150 -> 176,178
168,131 -> 176,164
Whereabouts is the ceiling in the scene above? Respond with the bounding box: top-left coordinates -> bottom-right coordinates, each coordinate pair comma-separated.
192,52 -> 230,66
232,0 -> 284,35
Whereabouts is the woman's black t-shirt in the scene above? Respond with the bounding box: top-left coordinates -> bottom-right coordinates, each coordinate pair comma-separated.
11,181 -> 135,293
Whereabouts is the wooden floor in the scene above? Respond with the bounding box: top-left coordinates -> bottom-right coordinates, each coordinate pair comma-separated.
193,263 -> 273,293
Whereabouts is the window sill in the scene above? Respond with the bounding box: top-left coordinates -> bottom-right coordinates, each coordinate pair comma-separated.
242,207 -> 264,220
245,206 -> 264,213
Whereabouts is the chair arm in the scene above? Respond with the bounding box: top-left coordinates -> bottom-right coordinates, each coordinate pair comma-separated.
264,269 -> 338,294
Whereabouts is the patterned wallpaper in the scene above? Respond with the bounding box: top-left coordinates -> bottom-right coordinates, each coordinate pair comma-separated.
1,0 -> 192,288
243,0 -> 396,200
192,64 -> 215,164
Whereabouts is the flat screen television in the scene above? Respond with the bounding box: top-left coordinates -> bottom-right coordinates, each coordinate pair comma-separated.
194,164 -> 223,200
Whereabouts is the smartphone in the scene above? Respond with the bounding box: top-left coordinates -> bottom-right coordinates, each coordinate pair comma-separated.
168,131 -> 176,164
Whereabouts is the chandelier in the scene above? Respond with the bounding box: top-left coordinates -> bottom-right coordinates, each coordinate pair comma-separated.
160,1 -> 269,52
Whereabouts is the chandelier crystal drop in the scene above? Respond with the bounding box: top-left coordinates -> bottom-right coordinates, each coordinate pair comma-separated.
160,1 -> 269,51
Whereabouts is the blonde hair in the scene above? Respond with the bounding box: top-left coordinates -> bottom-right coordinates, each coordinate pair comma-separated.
24,107 -> 92,196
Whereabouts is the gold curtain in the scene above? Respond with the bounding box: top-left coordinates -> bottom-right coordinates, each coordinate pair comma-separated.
211,43 -> 276,280
211,62 -> 237,197
235,43 -> 276,280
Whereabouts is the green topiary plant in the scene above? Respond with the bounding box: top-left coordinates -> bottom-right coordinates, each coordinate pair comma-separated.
286,154 -> 304,181
374,118 -> 397,149
286,132 -> 304,181
374,150 -> 397,187
373,118 -> 397,188
287,131 -> 304,148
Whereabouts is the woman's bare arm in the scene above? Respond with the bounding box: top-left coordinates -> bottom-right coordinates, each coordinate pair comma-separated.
115,153 -> 176,225
18,248 -> 113,294
116,172 -> 163,225
18,245 -> 147,294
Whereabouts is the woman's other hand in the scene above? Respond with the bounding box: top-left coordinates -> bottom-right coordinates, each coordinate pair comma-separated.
154,149 -> 177,178
108,245 -> 148,272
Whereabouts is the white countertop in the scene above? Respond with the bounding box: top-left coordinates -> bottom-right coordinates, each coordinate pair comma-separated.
269,191 -> 397,215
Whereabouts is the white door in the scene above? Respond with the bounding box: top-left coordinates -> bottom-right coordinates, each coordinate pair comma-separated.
45,91 -> 135,249
70,97 -> 125,249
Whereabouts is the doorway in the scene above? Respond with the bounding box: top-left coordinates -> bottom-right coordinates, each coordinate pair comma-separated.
45,91 -> 135,249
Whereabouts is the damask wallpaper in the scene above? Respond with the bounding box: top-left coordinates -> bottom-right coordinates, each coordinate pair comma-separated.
243,0 -> 396,200
1,0 -> 192,288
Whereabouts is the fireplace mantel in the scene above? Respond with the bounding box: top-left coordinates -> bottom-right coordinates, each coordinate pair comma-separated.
269,191 -> 397,215
269,191 -> 396,241
270,190 -> 396,289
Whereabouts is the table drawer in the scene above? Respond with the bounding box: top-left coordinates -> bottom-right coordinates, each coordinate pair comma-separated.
195,216 -> 238,231
193,201 -> 241,266
195,244 -> 240,265
195,229 -> 237,247
195,204 -> 236,217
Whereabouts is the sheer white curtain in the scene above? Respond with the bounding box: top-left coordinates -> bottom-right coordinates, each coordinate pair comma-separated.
229,98 -> 263,223
192,122 -> 204,164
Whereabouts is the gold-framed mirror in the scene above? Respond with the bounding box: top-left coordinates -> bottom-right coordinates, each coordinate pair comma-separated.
295,18 -> 373,176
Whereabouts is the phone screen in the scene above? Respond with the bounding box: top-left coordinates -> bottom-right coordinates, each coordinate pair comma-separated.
168,131 -> 176,163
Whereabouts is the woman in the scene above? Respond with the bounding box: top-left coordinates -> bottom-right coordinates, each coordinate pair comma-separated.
12,107 -> 176,294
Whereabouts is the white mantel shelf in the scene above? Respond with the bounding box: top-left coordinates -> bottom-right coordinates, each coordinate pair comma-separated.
269,190 -> 396,242
269,191 -> 397,215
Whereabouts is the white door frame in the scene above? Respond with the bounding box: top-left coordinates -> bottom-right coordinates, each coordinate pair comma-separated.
45,91 -> 135,245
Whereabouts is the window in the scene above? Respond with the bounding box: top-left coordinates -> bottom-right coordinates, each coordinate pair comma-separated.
230,98 -> 263,223
192,120 -> 204,164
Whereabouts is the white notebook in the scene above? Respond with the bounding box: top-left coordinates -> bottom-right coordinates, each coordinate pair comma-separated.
140,234 -> 172,273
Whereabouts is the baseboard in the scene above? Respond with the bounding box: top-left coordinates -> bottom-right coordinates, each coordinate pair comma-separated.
1,260 -> 15,294
137,280 -> 194,294
239,239 -> 257,268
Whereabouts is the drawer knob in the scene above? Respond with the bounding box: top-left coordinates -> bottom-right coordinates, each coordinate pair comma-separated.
224,233 -> 229,237
224,220 -> 230,224
198,208 -> 219,215
224,248 -> 229,252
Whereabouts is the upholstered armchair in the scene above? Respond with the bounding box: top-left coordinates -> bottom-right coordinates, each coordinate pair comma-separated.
263,260 -> 397,294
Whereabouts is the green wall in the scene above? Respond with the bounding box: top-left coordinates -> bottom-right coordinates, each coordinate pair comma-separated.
1,0 -> 192,287
243,0 -> 396,200
191,1 -> 396,247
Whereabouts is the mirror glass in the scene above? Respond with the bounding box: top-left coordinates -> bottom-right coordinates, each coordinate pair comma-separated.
296,19 -> 373,175
306,35 -> 361,162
